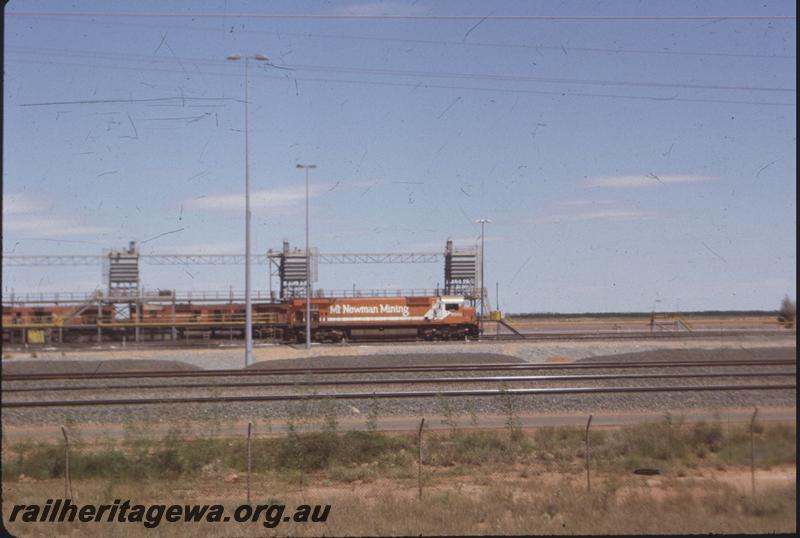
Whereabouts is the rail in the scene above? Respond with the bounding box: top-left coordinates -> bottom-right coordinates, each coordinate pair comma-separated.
2,383 -> 795,408
4,291 -> 103,305
2,288 -> 457,305
3,312 -> 281,330
303,288 -> 442,298
2,251 -> 444,267
2,290 -> 278,305
3,371 -> 795,394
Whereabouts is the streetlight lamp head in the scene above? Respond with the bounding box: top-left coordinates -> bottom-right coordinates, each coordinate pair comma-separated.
254,54 -> 270,61
226,54 -> 242,61
296,164 -> 304,169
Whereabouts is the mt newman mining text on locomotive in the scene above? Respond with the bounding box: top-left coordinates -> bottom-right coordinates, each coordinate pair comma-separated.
329,304 -> 411,316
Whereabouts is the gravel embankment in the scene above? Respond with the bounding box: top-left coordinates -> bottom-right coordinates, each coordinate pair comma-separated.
245,353 -> 524,369
1,389 -> 795,428
2,346 -> 794,427
1,359 -> 201,377
577,347 -> 797,364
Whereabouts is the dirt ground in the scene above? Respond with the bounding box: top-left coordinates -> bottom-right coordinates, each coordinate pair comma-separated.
2,333 -> 795,372
3,464 -> 795,536
2,342 -> 794,375
506,314 -> 784,332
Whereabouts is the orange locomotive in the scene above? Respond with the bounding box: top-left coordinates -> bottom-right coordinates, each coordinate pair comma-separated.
286,295 -> 478,342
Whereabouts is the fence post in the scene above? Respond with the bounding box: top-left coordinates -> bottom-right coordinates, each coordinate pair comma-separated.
97,297 -> 102,344
61,425 -> 73,500
246,421 -> 253,504
585,415 -> 593,493
750,407 -> 758,497
418,418 -> 425,500
665,412 -> 673,460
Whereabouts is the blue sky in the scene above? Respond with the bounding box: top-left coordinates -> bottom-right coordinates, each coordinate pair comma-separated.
2,0 -> 796,312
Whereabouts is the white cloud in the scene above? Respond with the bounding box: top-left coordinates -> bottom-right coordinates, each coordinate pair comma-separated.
584,174 -> 715,188
3,193 -> 41,215
557,200 -> 616,207
3,192 -> 112,240
330,1 -> 428,16
185,185 -> 325,211
3,216 -> 114,237
535,210 -> 654,224
535,199 -> 654,223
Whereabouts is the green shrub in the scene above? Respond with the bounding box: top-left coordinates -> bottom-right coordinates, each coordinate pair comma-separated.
691,420 -> 724,455
329,464 -> 378,483
427,431 -> 527,466
3,420 -> 794,484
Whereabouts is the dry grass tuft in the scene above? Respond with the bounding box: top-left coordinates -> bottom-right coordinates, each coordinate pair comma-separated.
2,477 -> 795,536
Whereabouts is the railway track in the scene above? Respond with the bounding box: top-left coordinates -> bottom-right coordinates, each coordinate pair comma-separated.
2,383 -> 795,409
3,370 -> 795,394
3,356 -> 795,410
2,358 -> 795,382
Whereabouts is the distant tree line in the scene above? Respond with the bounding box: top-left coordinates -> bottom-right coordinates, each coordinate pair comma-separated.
778,295 -> 796,328
508,310 -> 784,319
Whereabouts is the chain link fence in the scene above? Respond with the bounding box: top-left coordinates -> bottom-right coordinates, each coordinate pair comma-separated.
2,400 -> 796,535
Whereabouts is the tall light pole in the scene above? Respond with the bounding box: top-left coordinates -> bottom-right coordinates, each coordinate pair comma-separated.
476,218 -> 492,336
297,164 -> 316,351
227,53 -> 269,367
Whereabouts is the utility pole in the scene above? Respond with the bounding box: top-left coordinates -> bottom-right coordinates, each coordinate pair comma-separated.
227,52 -> 269,367
496,281 -> 500,337
475,218 -> 492,336
297,164 -> 317,351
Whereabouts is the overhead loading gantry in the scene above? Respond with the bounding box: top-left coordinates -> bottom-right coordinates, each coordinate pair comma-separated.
3,240 -> 481,344
4,240 -> 481,302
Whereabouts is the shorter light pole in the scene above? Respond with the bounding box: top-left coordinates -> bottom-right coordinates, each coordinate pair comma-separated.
476,218 -> 492,336
496,281 -> 500,337
297,164 -> 317,351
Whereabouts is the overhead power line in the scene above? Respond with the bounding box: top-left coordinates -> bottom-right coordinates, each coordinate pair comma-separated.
280,74 -> 795,107
18,16 -> 795,60
7,12 -> 797,21
11,59 -> 794,108
18,96 -> 237,107
236,30 -> 799,60
280,63 -> 796,93
7,48 -> 795,94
